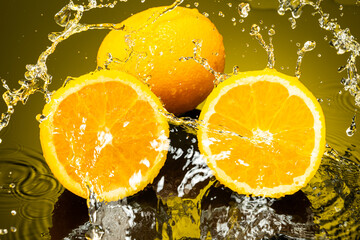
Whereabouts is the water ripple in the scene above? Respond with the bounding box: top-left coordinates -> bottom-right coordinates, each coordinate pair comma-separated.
0,146 -> 63,239
303,150 -> 360,239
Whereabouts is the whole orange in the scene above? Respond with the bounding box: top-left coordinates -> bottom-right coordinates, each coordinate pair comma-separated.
97,6 -> 225,115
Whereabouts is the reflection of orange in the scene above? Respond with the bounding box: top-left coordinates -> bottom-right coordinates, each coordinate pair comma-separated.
40,70 -> 169,201
97,6 -> 225,115
198,69 -> 326,198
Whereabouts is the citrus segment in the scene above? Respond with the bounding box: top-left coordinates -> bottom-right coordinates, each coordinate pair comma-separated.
97,6 -> 225,115
40,70 -> 169,201
198,68 -> 326,198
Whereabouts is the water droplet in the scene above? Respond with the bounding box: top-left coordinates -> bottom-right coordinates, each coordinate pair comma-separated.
295,41 -> 316,78
250,24 -> 275,69
303,40 -> 316,51
9,183 -> 15,189
346,114 -> 357,137
250,24 -> 260,35
0,229 -> 8,235
317,98 -> 324,103
339,5 -> 343,11
318,53 -> 322,57
218,11 -> 225,17
288,17 -> 297,29
202,12 -> 209,17
227,2 -> 232,7
10,227 -> 16,233
233,65 -> 240,74
11,210 -> 16,216
268,28 -> 276,36
232,17 -> 236,22
238,2 -> 251,18
36,114 -> 47,123
194,2 -> 199,7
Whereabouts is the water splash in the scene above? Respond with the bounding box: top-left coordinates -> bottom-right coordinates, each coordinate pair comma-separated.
86,186 -> 105,240
278,0 -> 360,108
305,144 -> 360,238
346,114 -> 357,137
249,24 -> 275,69
0,0 -> 120,142
288,17 -> 297,29
295,40 -> 316,78
238,2 -> 251,18
179,39 -> 229,85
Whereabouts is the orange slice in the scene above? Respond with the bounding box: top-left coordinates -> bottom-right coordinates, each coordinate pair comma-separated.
198,68 -> 326,198
39,70 -> 169,201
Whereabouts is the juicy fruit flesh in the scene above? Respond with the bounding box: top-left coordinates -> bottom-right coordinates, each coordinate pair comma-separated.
49,80 -> 166,196
208,82 -> 315,188
199,71 -> 325,197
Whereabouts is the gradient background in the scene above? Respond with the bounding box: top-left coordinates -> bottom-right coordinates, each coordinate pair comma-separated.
0,0 -> 359,239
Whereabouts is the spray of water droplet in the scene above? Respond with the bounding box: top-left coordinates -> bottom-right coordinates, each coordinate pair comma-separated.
346,114 -> 357,137
0,229 -> 8,235
288,17 -> 297,29
249,24 -> 275,69
295,40 -> 316,78
238,2 -> 251,18
278,0 -> 360,110
86,185 -> 105,240
179,39 -> 229,86
0,0 -> 122,142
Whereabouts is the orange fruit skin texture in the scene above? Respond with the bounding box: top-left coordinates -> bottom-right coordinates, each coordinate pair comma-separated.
198,68 -> 326,198
97,6 -> 225,115
39,70 -> 169,201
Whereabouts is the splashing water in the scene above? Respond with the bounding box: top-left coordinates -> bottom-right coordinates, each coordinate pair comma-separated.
346,114 -> 357,137
238,2 -> 251,18
249,24 -> 275,69
179,39 -> 229,86
278,0 -> 360,108
1,0 -> 360,239
295,40 -> 317,78
0,0 -> 121,142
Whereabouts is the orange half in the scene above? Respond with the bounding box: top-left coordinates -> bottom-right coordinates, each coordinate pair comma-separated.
198,68 -> 326,198
39,70 -> 169,201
